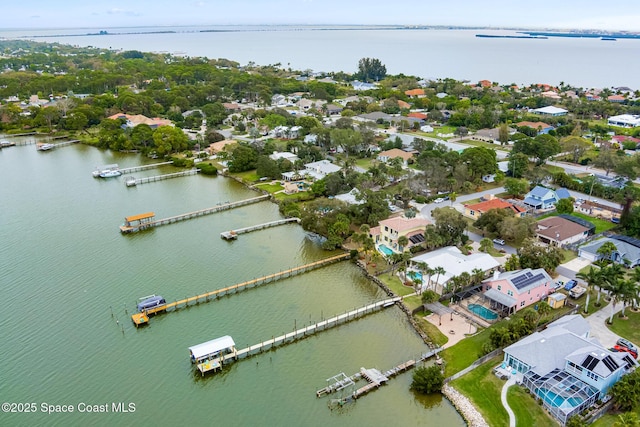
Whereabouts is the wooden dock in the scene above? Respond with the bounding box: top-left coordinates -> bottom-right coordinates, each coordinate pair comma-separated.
193,297 -> 401,373
36,139 -> 80,150
130,252 -> 352,326
125,169 -> 199,186
316,347 -> 443,401
119,195 -> 270,233
119,161 -> 173,175
221,218 -> 301,239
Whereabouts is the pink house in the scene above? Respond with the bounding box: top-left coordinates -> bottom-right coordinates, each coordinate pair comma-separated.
482,268 -> 553,316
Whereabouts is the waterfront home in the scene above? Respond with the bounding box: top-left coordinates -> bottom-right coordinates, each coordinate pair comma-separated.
535,216 -> 590,247
410,246 -> 499,293
269,151 -> 299,163
503,315 -> 637,425
463,197 -> 526,219
578,235 -> 640,268
107,113 -> 173,129
300,160 -> 341,181
482,268 -> 553,315
369,216 -> 430,254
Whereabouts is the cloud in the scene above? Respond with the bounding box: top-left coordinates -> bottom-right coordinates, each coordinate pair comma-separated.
194,1 -> 206,6
30,15 -> 40,19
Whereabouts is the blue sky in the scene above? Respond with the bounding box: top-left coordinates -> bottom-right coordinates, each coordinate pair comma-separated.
2,0 -> 639,31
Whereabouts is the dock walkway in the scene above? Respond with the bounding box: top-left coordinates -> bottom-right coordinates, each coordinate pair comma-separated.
131,252 -> 351,326
119,161 -> 173,175
125,169 -> 199,186
316,347 -> 443,400
221,218 -> 300,239
193,297 -> 402,374
120,195 -> 270,233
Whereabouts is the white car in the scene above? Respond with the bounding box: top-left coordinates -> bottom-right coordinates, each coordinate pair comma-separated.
433,198 -> 444,203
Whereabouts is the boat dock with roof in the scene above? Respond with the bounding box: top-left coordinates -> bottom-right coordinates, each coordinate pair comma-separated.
187,297 -> 401,375
119,195 -> 270,233
130,253 -> 351,326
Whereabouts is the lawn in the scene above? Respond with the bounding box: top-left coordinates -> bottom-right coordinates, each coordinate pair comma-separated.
560,248 -> 577,263
441,328 -> 492,377
413,312 -> 449,347
607,309 -> 640,344
536,211 -> 616,234
377,271 -> 415,297
255,182 -> 284,193
230,170 -> 260,183
507,384 -> 557,427
450,356 -> 509,427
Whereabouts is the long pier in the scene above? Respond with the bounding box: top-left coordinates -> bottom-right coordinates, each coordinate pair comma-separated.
195,297 -> 402,375
119,161 -> 173,175
119,195 -> 270,233
131,252 -> 352,326
125,169 -> 199,186
221,218 -> 301,239
316,347 -> 443,401
36,139 -> 80,150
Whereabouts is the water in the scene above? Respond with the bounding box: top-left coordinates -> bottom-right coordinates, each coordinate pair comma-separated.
1,26 -> 639,88
468,304 -> 499,321
0,139 -> 463,426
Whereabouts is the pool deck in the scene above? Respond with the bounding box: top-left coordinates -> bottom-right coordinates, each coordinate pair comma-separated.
423,307 -> 478,349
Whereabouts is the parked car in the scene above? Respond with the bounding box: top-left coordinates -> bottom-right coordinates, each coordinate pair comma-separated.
564,280 -> 577,291
554,281 -> 564,290
433,198 -> 444,203
492,238 -> 505,246
569,285 -> 587,299
612,345 -> 638,359
617,338 -> 638,353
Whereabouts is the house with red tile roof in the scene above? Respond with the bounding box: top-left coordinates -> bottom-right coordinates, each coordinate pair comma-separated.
408,112 -> 428,120
479,80 -> 492,88
404,88 -> 425,97
107,113 -> 173,129
397,100 -> 411,109
463,197 -> 526,219
377,148 -> 414,167
516,121 -> 554,135
369,216 -> 431,254
607,95 -> 626,103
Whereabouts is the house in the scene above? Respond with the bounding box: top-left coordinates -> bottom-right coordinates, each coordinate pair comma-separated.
546,292 -> 566,309
369,216 -> 431,254
410,246 -> 499,293
503,315 -> 637,425
323,104 -> 343,115
472,127 -> 515,144
577,200 -> 622,221
351,81 -> 377,91
107,113 -> 172,129
540,91 -> 561,100
404,88 -> 425,97
482,268 -> 553,315
607,95 -> 626,103
515,121 -> 554,134
377,148 -> 414,167
334,188 -> 364,205
397,100 -> 411,110
269,151 -> 299,163
611,135 -> 640,148
222,102 -> 241,113
478,79 -> 492,88
301,160 -> 341,181
535,216 -> 590,246
608,114 -> 640,128
523,186 -> 563,210
407,112 -> 428,120
532,106 -> 568,116
463,197 -> 526,219
578,235 -> 640,268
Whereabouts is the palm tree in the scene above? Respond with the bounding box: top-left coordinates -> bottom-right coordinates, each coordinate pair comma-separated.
397,235 -> 409,253
536,301 -> 552,327
433,266 -> 446,294
576,266 -> 602,314
471,268 -> 485,285
619,280 -> 639,318
597,241 -> 617,264
606,278 -> 629,324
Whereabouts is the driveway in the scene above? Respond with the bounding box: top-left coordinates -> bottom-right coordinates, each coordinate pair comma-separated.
585,302 -> 623,349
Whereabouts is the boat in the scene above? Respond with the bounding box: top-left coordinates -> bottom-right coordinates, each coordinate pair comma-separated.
99,169 -> 122,178
37,143 -> 55,151
0,140 -> 15,148
92,163 -> 120,178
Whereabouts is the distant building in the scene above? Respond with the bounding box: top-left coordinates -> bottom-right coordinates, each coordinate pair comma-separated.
515,121 -> 554,134
578,235 -> 640,268
463,197 -> 526,219
107,113 -> 172,129
377,148 -> 414,167
532,106 -> 568,116
608,114 -> 640,128
535,216 -> 590,247
404,88 -> 425,97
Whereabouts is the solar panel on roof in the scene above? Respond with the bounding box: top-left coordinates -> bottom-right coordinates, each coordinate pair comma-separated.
409,234 -> 425,244
622,355 -> 635,369
612,235 -> 640,249
512,272 -> 546,290
602,355 -> 620,373
581,355 -> 599,371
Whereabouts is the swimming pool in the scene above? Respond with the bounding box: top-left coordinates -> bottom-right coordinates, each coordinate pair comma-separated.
408,271 -> 423,282
468,304 -> 499,321
378,244 -> 394,256
536,388 -> 584,408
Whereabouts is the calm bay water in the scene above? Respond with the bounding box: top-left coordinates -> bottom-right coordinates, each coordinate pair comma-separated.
1,26 -> 639,88
0,140 -> 463,426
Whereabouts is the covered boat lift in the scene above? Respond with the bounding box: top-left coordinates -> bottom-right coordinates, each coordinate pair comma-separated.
189,336 -> 238,375
119,212 -> 156,233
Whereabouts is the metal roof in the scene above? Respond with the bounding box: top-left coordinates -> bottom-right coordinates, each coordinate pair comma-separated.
189,336 -> 236,361
125,212 -> 155,222
484,288 -> 517,307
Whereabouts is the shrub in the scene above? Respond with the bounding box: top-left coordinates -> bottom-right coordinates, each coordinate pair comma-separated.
411,365 -> 444,394
198,162 -> 218,176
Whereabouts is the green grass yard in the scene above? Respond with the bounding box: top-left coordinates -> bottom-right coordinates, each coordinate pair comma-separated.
607,309 -> 640,345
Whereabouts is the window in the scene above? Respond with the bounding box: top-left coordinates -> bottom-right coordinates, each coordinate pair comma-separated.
507,290 -> 513,296
520,301 -> 525,307
470,210 -> 475,216
384,226 -> 388,232
497,285 -> 501,291
586,371 -> 599,381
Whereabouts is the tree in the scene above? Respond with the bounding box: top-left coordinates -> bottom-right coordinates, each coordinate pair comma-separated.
594,145 -> 620,176
597,241 -> 617,264
610,368 -> 640,412
479,237 -> 493,253
504,254 -> 520,271
205,129 -> 225,144
517,238 -> 563,274
474,208 -> 514,234
504,178 -> 529,198
613,412 -> 640,427
152,125 -> 189,155
398,235 -> 409,253
228,144 -> 258,173
555,198 -> 574,214
432,207 -> 467,246
410,365 -> 444,394
507,152 -> 529,179
497,216 -> 535,243
576,267 -> 602,314
498,123 -> 510,145
460,146 -> 497,180
561,136 -> 593,164
356,57 -> 387,82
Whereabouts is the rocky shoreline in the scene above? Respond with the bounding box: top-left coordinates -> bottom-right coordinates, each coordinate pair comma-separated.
442,384 -> 489,427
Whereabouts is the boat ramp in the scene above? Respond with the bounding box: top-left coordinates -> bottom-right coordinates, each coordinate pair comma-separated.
188,297 -> 402,375
119,195 -> 270,233
221,218 -> 301,240
130,253 -> 352,326
125,168 -> 199,186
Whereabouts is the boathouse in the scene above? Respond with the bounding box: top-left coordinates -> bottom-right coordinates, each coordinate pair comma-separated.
189,336 -> 238,375
119,212 -> 155,233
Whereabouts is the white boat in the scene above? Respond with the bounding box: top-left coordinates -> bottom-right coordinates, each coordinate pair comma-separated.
92,163 -> 120,178
37,143 -> 55,151
99,169 -> 122,178
0,140 -> 15,148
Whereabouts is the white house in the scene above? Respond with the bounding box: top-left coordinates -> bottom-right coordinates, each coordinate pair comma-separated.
608,114 -> 640,128
532,106 -> 568,116
302,160 -> 341,180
